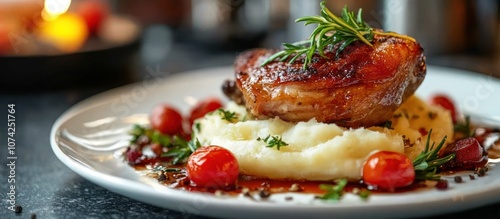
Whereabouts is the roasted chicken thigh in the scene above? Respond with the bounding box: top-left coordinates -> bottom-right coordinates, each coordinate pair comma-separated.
226,35 -> 426,128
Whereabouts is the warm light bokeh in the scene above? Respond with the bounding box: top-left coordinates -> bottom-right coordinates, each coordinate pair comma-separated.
38,13 -> 88,52
42,0 -> 72,21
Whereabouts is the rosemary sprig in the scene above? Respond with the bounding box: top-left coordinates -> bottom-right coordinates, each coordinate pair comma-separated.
262,1 -> 415,69
413,130 -> 455,181
257,134 -> 289,150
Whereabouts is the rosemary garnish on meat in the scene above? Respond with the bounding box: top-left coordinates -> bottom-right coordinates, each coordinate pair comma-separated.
261,1 -> 415,69
413,130 -> 455,181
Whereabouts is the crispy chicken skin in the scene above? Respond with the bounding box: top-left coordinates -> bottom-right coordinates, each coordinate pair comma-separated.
228,35 -> 426,128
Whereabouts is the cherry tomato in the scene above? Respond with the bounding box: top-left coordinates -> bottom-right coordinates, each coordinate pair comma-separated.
429,94 -> 457,123
188,98 -> 223,127
362,151 -> 415,190
187,145 -> 239,188
149,104 -> 184,136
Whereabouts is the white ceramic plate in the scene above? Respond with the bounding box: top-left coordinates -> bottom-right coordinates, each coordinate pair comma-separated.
51,66 -> 500,219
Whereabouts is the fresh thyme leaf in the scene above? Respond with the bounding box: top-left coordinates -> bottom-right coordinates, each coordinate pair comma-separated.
413,130 -> 455,181
218,109 -> 238,122
261,1 -> 415,69
257,135 -> 289,150
318,179 -> 348,201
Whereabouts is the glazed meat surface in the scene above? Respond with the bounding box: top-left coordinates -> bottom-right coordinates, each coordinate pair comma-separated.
230,35 -> 426,128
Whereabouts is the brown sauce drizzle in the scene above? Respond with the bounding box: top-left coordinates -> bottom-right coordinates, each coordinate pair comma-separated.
136,163 -> 432,197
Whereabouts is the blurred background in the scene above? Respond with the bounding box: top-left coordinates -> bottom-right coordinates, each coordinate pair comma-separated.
0,0 -> 499,92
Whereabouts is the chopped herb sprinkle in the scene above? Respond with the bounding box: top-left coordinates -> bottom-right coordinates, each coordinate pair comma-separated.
257,135 -> 289,150
218,109 -> 238,122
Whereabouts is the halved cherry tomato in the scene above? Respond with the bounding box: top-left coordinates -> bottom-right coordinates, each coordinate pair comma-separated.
149,104 -> 184,136
187,145 -> 239,188
188,98 -> 223,128
362,151 -> 415,190
429,94 -> 457,123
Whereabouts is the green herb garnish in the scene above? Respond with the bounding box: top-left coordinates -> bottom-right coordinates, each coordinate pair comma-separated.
129,124 -> 201,165
357,188 -> 371,200
218,109 -> 238,122
129,124 -> 171,146
129,124 -> 148,142
194,122 -> 201,133
161,137 -> 202,165
262,1 -> 415,69
318,179 -> 348,201
257,134 -> 289,150
413,130 -> 455,181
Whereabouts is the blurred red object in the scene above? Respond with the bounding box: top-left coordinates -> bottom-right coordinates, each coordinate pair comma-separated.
75,0 -> 110,34
0,21 -> 15,54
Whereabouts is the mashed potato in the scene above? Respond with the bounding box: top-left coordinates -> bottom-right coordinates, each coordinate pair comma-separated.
193,95 -> 453,180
